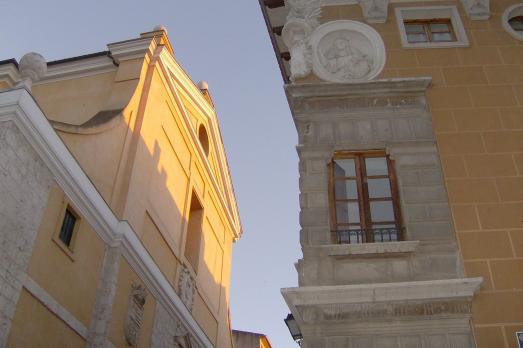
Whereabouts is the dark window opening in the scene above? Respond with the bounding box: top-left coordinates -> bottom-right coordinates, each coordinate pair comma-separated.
404,19 -> 456,43
59,208 -> 77,247
509,16 -> 523,32
184,192 -> 203,272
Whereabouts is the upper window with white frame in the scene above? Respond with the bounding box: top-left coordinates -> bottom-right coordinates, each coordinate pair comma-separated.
395,6 -> 469,48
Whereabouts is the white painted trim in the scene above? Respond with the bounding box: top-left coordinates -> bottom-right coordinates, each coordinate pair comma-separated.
502,3 -> 523,41
22,274 -> 89,339
0,88 -> 214,348
394,6 -> 470,49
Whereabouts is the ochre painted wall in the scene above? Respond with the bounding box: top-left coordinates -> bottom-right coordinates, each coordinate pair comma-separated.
296,2 -> 523,347
27,184 -> 105,327
6,289 -> 86,348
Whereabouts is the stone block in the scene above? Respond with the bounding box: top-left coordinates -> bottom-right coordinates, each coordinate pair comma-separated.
431,109 -> 456,133
469,86 -> 518,108
490,259 -> 523,290
400,336 -> 422,348
396,153 -> 439,169
473,291 -> 523,324
402,185 -> 447,204
496,177 -> 523,201
374,119 -> 393,141
386,49 -> 419,69
300,208 -> 329,227
428,87 -> 472,109
454,108 -> 501,131
443,66 -> 488,86
300,174 -> 326,191
474,326 -> 506,348
446,179 -> 498,203
393,117 -> 413,140
465,154 -> 517,177
410,117 -> 434,139
483,131 -> 523,152
398,170 -> 419,186
500,107 -> 523,129
510,230 -> 523,258
335,120 -> 356,144
418,169 -> 443,185
448,333 -> 473,348
308,192 -> 328,208
477,203 -> 523,229
441,156 -> 467,178
351,336 -> 374,348
458,46 -> 502,65
376,336 -> 399,348
437,133 -> 485,155
405,204 -> 428,222
318,123 -> 335,144
427,203 -> 451,221
458,231 -> 513,259
355,120 -> 373,144
423,334 -> 448,348
407,221 -> 453,240
452,205 -> 479,231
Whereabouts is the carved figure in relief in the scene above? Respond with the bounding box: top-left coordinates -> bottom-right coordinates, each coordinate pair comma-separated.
321,37 -> 372,80
177,265 -> 196,310
282,0 -> 322,81
124,283 -> 148,347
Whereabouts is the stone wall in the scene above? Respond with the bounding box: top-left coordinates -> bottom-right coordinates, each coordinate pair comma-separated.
0,120 -> 53,347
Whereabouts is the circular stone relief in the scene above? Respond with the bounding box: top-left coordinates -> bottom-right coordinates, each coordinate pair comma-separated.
502,3 -> 523,41
309,20 -> 386,83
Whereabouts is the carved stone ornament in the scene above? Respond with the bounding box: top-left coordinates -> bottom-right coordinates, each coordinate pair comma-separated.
124,283 -> 148,347
309,20 -> 386,83
177,265 -> 196,311
16,52 -> 47,90
358,0 -> 389,23
460,0 -> 490,20
282,0 -> 322,81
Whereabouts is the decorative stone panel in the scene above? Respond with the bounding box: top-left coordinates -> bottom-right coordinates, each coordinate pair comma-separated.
0,121 -> 54,348
151,304 -> 200,348
124,283 -> 148,347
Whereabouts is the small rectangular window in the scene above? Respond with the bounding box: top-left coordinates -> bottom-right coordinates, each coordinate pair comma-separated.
404,19 -> 455,44
59,208 -> 77,247
329,151 -> 402,244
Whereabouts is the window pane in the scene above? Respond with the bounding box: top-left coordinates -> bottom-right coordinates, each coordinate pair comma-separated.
368,178 -> 391,198
59,209 -> 76,247
405,24 -> 424,33
429,23 -> 450,32
407,33 -> 428,43
432,32 -> 453,42
365,157 -> 388,176
335,179 -> 358,199
336,202 -> 360,223
509,17 -> 523,30
333,159 -> 355,177
370,201 -> 394,222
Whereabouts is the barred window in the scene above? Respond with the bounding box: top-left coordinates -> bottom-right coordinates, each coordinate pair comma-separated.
404,19 -> 456,43
59,208 -> 77,247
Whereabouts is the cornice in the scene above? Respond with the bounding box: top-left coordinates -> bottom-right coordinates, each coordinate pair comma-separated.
0,88 -> 214,348
36,54 -> 116,84
107,37 -> 157,64
0,62 -> 21,87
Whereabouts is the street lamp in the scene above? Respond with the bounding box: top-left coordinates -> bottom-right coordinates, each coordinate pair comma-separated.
284,313 -> 303,346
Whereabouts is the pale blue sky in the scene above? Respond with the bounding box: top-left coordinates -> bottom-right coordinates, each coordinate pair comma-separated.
0,1 -> 301,347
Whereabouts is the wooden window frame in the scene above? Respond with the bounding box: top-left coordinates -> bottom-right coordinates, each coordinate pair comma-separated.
52,202 -> 80,260
328,150 -> 403,244
404,18 -> 456,43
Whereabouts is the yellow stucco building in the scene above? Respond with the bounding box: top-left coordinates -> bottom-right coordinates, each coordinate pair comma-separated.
0,27 -> 241,348
260,0 -> 523,347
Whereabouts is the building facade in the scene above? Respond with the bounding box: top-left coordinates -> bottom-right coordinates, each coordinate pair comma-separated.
259,0 -> 523,347
232,330 -> 273,348
0,27 -> 242,348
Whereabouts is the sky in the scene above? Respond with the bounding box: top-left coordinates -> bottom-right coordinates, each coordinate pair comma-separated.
0,0 -> 302,347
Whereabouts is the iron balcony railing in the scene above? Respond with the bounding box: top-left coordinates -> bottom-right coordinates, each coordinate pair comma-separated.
334,226 -> 405,244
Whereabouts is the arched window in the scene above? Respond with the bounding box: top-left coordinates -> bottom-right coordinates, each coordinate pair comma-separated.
198,124 -> 209,156
503,4 -> 523,40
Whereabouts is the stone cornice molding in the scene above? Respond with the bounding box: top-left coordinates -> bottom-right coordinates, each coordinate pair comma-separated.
303,240 -> 420,258
107,37 -> 157,64
36,55 -> 116,84
0,62 -> 20,88
283,278 -> 482,327
460,0 -> 490,20
286,77 -> 432,115
0,88 -> 214,348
